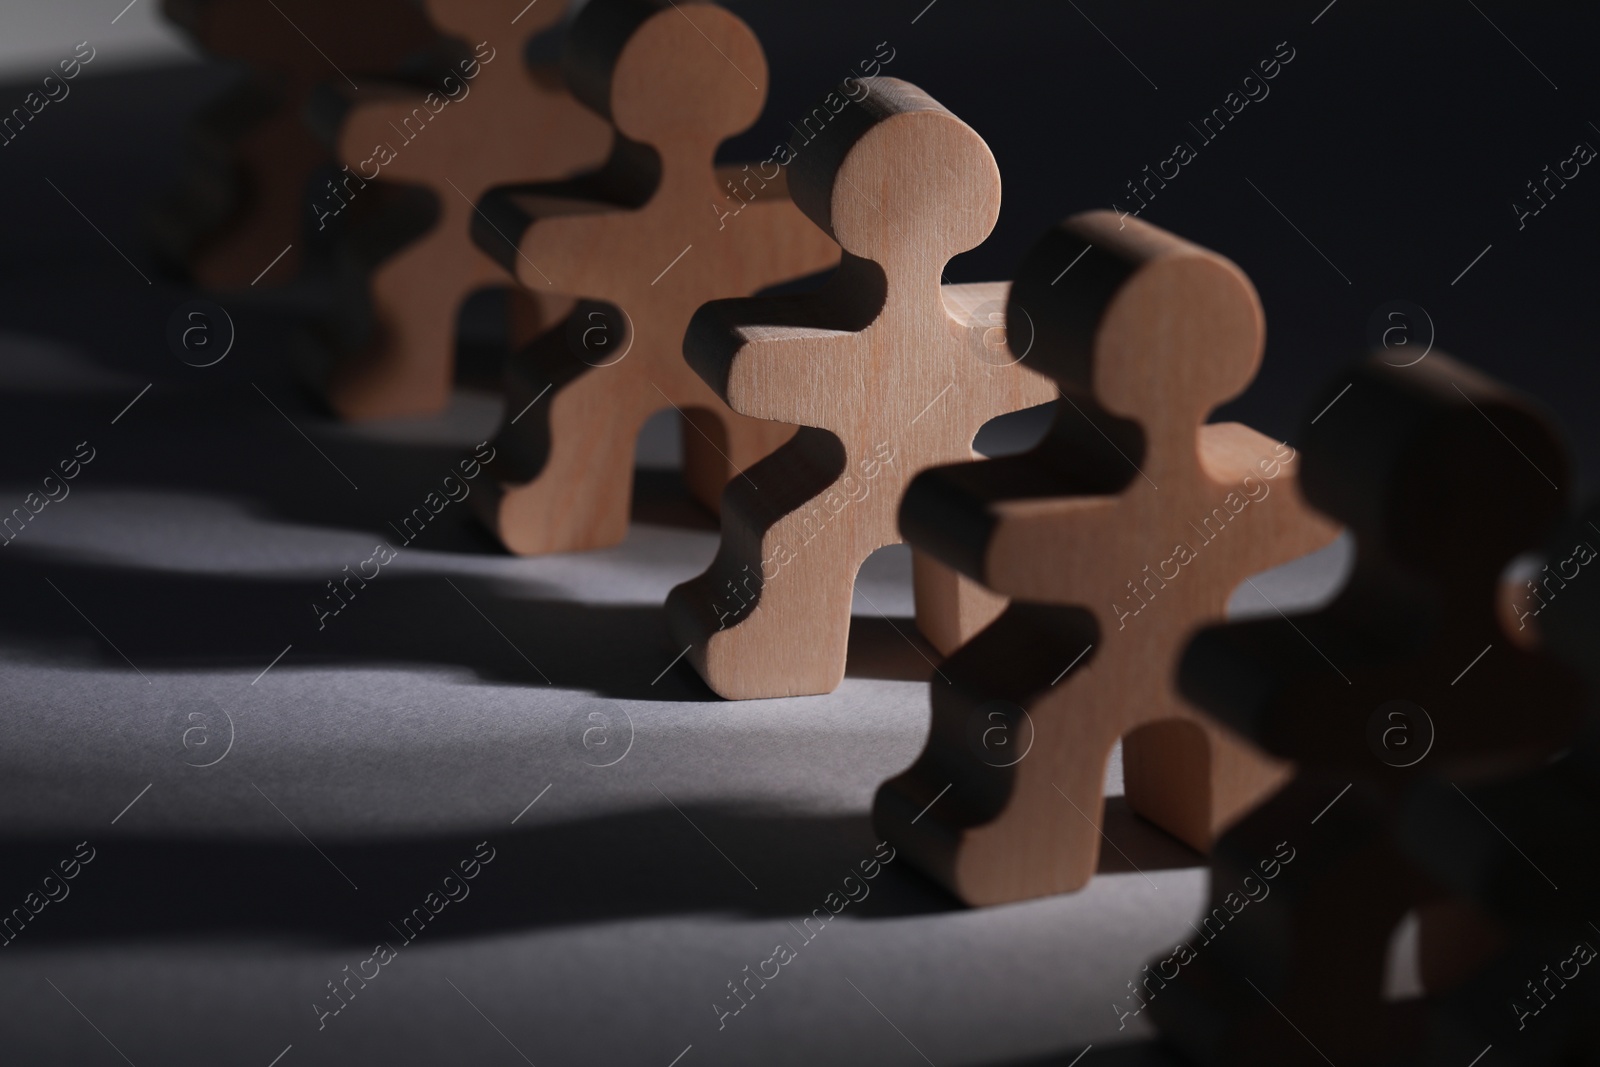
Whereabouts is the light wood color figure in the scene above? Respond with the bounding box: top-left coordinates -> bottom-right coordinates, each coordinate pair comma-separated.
158,0 -> 441,289
470,0 -> 839,552
663,78 -> 1057,700
872,212 -> 1340,904
324,0 -> 611,421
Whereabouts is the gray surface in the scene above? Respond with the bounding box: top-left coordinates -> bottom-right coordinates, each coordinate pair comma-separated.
0,44 -> 1369,1067
0,331 -> 1352,1065
3,0 -> 1585,1047
0,0 -> 196,75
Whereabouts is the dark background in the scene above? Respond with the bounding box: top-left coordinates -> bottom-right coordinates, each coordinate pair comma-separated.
5,1 -> 1597,483
0,3 -> 1592,1065
723,0 -> 1599,489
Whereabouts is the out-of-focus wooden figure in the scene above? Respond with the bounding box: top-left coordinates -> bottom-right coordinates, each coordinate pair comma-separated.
156,0 -> 442,289
1398,497 -> 1600,1064
323,0 -> 611,420
1149,353 -> 1581,1066
472,0 -> 839,554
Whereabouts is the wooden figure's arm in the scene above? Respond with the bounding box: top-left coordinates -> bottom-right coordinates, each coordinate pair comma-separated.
1199,421 -> 1341,564
685,252 -> 881,428
684,294 -> 853,429
470,134 -> 664,292
317,84 -> 463,188
900,454 -> 1118,601
945,281 -> 1060,421
471,187 -> 629,296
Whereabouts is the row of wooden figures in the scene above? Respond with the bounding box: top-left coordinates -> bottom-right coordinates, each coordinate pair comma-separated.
160,2 -> 1599,1062
161,0 -> 1320,699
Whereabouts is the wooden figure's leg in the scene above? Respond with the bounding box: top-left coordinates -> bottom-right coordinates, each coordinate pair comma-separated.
1415,898 -> 1506,993
666,429 -> 865,698
910,551 -> 1009,656
679,407 -> 796,516
328,202 -> 478,420
194,111 -> 317,289
946,685 -> 1123,903
480,347 -> 648,556
1152,780 -> 1432,1066
875,604 -> 1112,904
879,684 -> 1122,904
505,287 -> 572,354
1123,715 -> 1292,854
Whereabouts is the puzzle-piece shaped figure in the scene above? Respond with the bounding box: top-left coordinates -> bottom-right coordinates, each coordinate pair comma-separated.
471,0 -> 839,552
869,212 -> 1337,904
1403,739 -> 1600,1065
663,77 -> 1057,699
156,0 -> 442,288
1397,497 -> 1600,1062
1401,497 -> 1600,927
1147,353 -> 1584,1066
1180,353 -> 1582,775
1158,775 -> 1436,1065
322,0 -> 611,420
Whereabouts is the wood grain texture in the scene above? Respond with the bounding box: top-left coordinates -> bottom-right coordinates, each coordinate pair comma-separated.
323,0 -> 612,421
469,0 -> 839,552
1146,352 -> 1583,1066
157,0 -> 442,289
662,78 -> 1056,700
872,211 -> 1339,905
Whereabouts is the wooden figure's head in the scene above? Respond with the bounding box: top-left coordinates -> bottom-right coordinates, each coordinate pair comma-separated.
1299,354 -> 1568,583
563,0 -> 767,147
788,78 -> 1001,269
1007,212 -> 1263,435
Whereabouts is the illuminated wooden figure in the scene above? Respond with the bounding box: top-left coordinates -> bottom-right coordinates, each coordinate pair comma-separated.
874,212 -> 1339,904
325,0 -> 611,420
471,0 -> 839,553
664,77 -> 1057,700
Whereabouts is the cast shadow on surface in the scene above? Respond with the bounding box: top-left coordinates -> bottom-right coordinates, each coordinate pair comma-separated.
0,382 -> 723,553
0,538 -> 948,698
0,802 -> 1199,952
2,545 -> 697,700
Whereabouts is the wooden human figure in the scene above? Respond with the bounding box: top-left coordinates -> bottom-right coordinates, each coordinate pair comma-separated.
1403,738 -> 1600,1064
1400,498 -> 1600,924
1146,353 -> 1584,1066
323,0 -> 612,421
870,213 -> 1337,904
157,0 -> 442,289
663,77 -> 1057,700
470,0 -> 839,553
1396,498 -> 1600,1062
